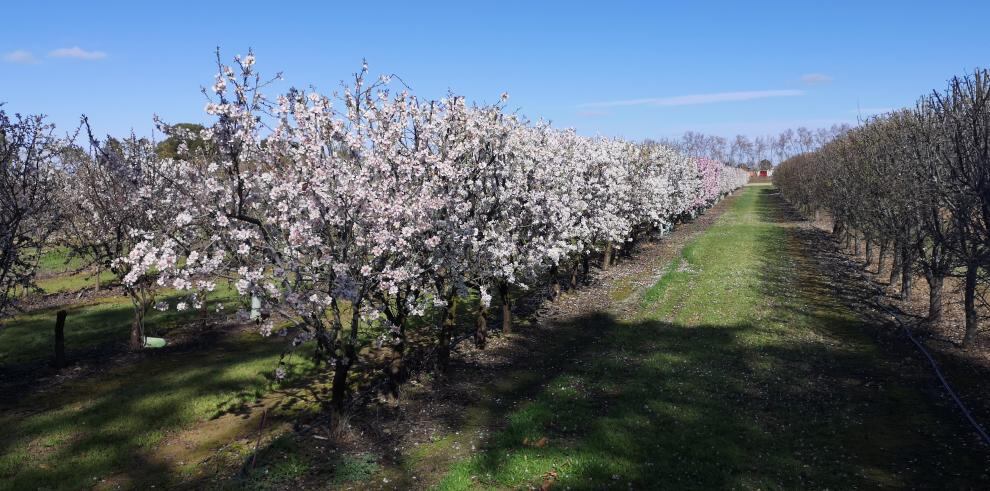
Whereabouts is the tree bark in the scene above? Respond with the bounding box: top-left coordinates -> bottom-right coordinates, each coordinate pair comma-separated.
499,282 -> 512,334
436,294 -> 455,372
332,306 -> 362,416
385,313 -> 407,399
127,288 -> 151,350
474,305 -> 488,349
53,310 -> 67,368
888,242 -> 901,285
582,255 -> 590,284
900,245 -> 913,299
926,272 -> 945,325
962,263 -> 980,348
864,239 -> 873,268
549,265 -> 561,300
570,262 -> 579,289
833,219 -> 844,238
602,243 -> 613,270
331,351 -> 352,413
130,307 -> 144,349
876,240 -> 887,277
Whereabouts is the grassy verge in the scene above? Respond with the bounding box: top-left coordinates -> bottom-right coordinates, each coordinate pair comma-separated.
33,269 -> 116,294
1,284 -> 241,368
0,327 -> 317,490
0,279 -> 296,489
431,185 -> 988,489
28,247 -> 113,294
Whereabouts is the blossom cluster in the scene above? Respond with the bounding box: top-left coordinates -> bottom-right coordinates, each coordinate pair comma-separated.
120,52 -> 747,400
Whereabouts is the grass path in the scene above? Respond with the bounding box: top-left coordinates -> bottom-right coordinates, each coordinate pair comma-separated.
429,185 -> 989,489
0,323 -> 317,490
4,186 -> 987,489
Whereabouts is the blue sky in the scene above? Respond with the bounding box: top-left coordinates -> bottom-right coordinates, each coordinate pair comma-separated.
2,0 -> 987,141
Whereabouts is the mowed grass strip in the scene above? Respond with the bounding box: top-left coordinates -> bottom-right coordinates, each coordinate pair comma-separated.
0,285 -> 240,368
433,185 -> 989,489
0,329 -> 316,490
0,277 -> 319,490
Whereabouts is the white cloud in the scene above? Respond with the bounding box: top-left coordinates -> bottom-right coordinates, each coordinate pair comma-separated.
576,110 -> 608,118
579,89 -> 804,109
3,50 -> 39,64
48,46 -> 107,60
801,73 -> 833,85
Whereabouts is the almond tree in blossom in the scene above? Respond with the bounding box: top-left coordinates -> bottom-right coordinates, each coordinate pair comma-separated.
124,51 -> 748,416
0,110 -> 62,318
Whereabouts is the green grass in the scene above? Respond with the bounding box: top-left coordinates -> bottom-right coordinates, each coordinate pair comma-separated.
0,284 -> 241,368
34,269 -> 116,294
30,247 -> 114,294
429,186 -> 989,489
36,247 -> 86,275
4,187 -> 988,489
0,327 -> 317,491
0,276 -> 393,490
0,281 -> 282,488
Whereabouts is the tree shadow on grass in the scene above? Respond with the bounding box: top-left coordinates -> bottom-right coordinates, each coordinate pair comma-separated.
411,311 -> 988,489
756,187 -> 990,461
231,186 -> 990,489
37,186 -> 988,489
372,187 -> 990,489
753,187 -> 806,224
0,291 -> 244,408
0,330 -> 316,491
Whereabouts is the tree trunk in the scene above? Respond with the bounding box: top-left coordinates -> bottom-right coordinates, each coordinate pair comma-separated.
926,272 -> 945,325
962,263 -> 980,348
332,306 -> 362,415
864,239 -> 873,268
127,288 -> 152,350
499,282 -> 512,334
53,310 -> 67,368
900,245 -> 913,299
570,262 -> 579,289
386,318 -> 407,399
330,351 -> 353,415
853,233 -> 860,256
436,295 -> 454,373
130,308 -> 144,350
888,242 -> 901,285
549,265 -> 561,300
876,240 -> 887,277
582,256 -> 590,284
833,219 -> 844,238
602,243 -> 613,270
474,305 -> 488,349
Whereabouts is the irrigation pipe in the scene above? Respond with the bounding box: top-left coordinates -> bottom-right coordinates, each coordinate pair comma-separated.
873,297 -> 990,446
837,247 -> 990,447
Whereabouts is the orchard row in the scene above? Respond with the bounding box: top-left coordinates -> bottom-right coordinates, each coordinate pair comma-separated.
775,68 -> 990,347
1,51 -> 748,411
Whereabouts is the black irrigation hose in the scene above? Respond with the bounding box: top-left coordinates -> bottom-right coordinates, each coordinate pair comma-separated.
874,298 -> 990,446
786,198 -> 990,446
837,245 -> 990,447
